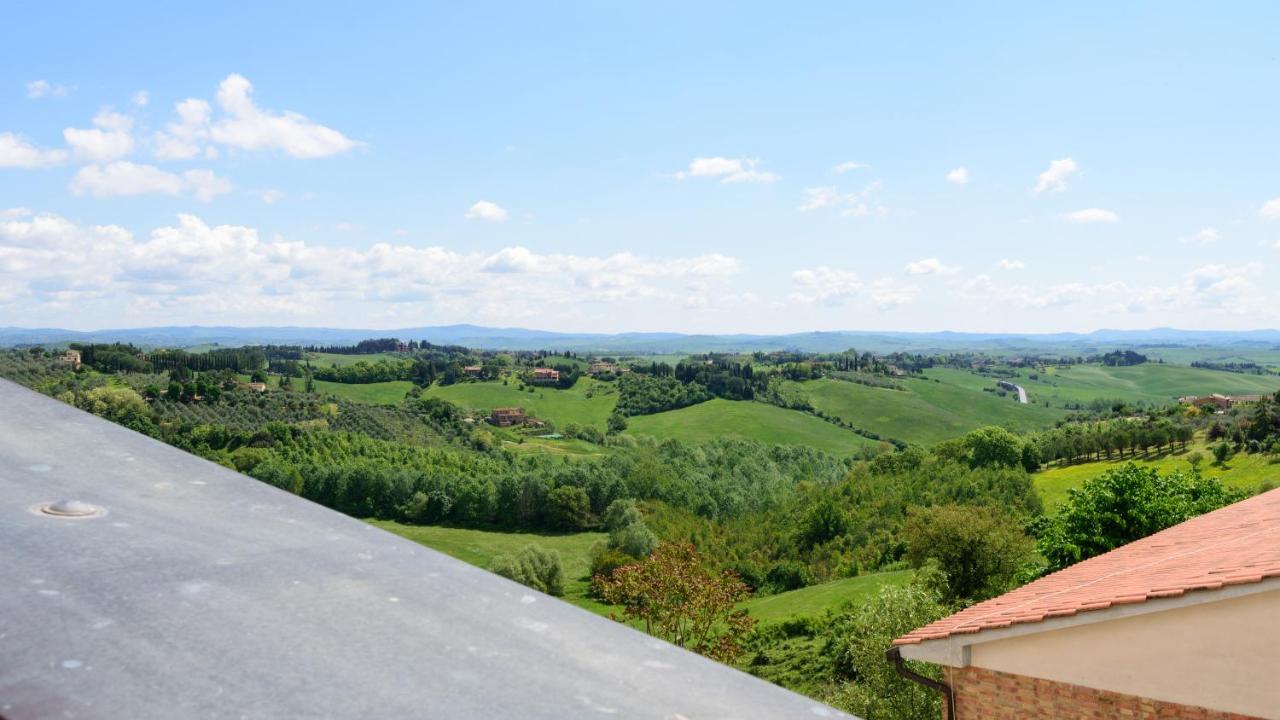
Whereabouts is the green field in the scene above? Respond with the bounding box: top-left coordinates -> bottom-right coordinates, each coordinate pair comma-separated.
307,351 -> 405,367
372,520 -> 910,625
423,377 -> 618,429
1034,438 -> 1280,510
312,379 -> 416,404
740,570 -> 912,625
501,436 -> 612,458
798,377 -> 1064,446
928,364 -> 1280,409
368,521 -> 611,613
625,398 -> 879,455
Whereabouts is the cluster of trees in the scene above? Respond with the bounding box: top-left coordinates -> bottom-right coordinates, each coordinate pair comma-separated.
671,358 -> 769,400
1033,463 -> 1242,572
1031,417 -> 1194,465
70,343 -> 151,373
613,372 -> 713,416
1190,360 -> 1272,375
1097,349 -> 1148,366
312,359 -> 416,384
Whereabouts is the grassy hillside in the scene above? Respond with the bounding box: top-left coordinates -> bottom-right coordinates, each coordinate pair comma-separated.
927,364 -> 1280,409
625,398 -> 879,455
798,377 -> 1064,446
1034,438 -> 1279,510
312,379 -> 416,404
741,570 -> 912,625
368,521 -> 611,613
308,351 -> 405,367
372,519 -> 911,626
423,377 -> 617,428
501,435 -> 612,458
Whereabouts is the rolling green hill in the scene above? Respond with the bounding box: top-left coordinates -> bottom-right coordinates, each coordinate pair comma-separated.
1034,438 -> 1279,511
797,377 -> 1064,446
625,398 -> 879,455
368,521 -> 612,613
740,570 -> 913,625
927,364 -> 1280,408
312,379 -> 416,404
422,377 -> 618,428
307,351 -> 405,367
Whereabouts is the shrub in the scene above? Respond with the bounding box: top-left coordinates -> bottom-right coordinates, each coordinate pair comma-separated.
1035,463 -> 1242,573
764,561 -> 814,593
492,545 -> 565,596
546,485 -> 591,531
611,521 -> 658,558
903,504 -> 1034,603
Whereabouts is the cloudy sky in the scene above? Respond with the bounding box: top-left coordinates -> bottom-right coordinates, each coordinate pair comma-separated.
2,2 -> 1279,334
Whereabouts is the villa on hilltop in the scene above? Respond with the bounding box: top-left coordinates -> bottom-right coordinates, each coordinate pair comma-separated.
489,407 -> 526,427
1178,393 -> 1264,410
530,368 -> 560,384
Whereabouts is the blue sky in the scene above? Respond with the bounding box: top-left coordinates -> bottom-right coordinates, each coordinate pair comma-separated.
2,1 -> 1279,333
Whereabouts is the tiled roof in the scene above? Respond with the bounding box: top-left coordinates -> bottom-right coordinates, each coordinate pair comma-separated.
894,487 -> 1280,646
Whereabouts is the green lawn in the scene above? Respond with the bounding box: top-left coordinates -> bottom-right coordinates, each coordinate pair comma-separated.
307,351 -> 406,367
312,379 -> 416,404
372,520 -> 910,625
1034,439 -> 1280,511
501,436 -> 612,458
741,570 -> 913,625
368,521 -> 611,613
798,377 -> 1064,446
423,377 -> 618,429
928,364 -> 1280,410
625,398 -> 879,455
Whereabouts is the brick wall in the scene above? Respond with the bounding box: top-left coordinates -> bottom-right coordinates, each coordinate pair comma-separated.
945,666 -> 1263,720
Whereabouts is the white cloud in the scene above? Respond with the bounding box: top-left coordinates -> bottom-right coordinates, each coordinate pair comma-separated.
1063,208 -> 1119,224
1178,227 -> 1220,245
0,208 -> 33,218
132,90 -> 150,107
210,74 -> 360,158
1121,264 -> 1267,315
68,162 -> 230,201
957,263 -> 1270,318
905,257 -> 959,275
997,259 -> 1025,271
0,212 -> 742,323
261,188 -> 285,204
0,133 -> 67,168
961,274 -> 1127,309
675,156 -> 778,184
790,266 -> 862,305
1261,198 -> 1280,220
945,167 -> 969,185
69,162 -> 183,198
182,169 -> 234,202
797,181 -> 887,217
789,267 -> 916,309
153,98 -> 214,160
465,201 -> 509,222
26,80 -> 71,99
867,278 -> 919,309
833,161 -> 868,174
63,109 -> 136,163
1033,157 -> 1078,194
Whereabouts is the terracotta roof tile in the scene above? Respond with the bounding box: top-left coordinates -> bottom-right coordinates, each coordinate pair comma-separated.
894,487 -> 1280,646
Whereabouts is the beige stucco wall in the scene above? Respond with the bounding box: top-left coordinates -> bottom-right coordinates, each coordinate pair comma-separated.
969,588 -> 1280,719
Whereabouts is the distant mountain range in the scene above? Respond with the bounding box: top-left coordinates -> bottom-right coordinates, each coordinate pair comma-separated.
3,324 -> 1280,354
